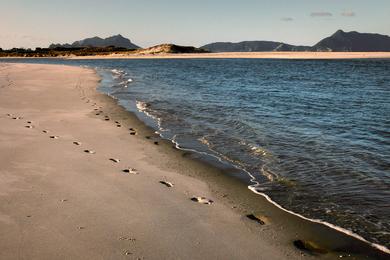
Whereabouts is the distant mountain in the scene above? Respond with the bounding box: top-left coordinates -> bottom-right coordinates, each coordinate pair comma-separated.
49,34 -> 140,49
201,30 -> 390,52
311,30 -> 390,51
134,44 -> 208,54
200,41 -> 310,52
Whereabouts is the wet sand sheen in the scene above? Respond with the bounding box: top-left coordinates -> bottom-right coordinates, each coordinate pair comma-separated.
0,63 -> 387,259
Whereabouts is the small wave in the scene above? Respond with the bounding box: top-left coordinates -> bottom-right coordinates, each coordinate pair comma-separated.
250,145 -> 267,156
111,68 -> 124,75
111,68 -> 127,80
198,136 -> 212,147
135,100 -> 166,132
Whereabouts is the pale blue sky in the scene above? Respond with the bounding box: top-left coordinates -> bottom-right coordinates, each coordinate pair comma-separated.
0,0 -> 389,49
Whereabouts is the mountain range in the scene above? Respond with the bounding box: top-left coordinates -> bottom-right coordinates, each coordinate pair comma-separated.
200,41 -> 310,52
49,34 -> 140,49
200,30 -> 390,52
48,30 -> 390,52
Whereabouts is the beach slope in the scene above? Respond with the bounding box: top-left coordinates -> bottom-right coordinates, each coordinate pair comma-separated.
0,63 -> 299,259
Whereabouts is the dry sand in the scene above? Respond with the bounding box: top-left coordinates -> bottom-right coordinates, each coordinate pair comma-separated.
0,63 -> 387,260
68,51 -> 390,60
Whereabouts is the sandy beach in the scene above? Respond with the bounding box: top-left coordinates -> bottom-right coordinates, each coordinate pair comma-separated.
0,63 -> 388,260
68,51 -> 390,60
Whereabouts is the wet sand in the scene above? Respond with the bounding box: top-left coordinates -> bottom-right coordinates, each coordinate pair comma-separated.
0,63 -> 388,259
68,51 -> 390,60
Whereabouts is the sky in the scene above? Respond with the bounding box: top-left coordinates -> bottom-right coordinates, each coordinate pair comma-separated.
0,0 -> 389,49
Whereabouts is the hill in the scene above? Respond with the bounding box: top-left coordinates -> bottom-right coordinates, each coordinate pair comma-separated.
311,30 -> 390,51
200,41 -> 310,52
49,34 -> 140,49
134,44 -> 208,54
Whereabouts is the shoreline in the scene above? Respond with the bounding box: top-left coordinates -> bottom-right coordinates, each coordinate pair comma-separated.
2,51 -> 390,60
0,63 -> 388,259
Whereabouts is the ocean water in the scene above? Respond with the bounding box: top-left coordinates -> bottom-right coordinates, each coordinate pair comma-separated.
2,58 -> 389,251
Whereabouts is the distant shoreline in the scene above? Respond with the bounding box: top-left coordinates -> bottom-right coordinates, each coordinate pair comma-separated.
67,51 -> 390,60
2,51 -> 390,60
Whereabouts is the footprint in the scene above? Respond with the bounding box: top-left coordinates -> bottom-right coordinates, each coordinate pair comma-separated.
246,214 -> 267,225
110,158 -> 120,163
159,181 -> 174,188
154,141 -> 159,145
73,141 -> 82,145
50,135 -> 59,139
129,128 -> 135,131
191,197 -> 214,205
27,121 -> 32,124
145,136 -> 151,139
123,168 -> 138,174
84,149 -> 96,154
130,132 -> 137,135
12,116 -> 22,120
25,125 -> 33,129
293,240 -> 328,254
119,236 -> 136,242
42,130 -> 49,133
